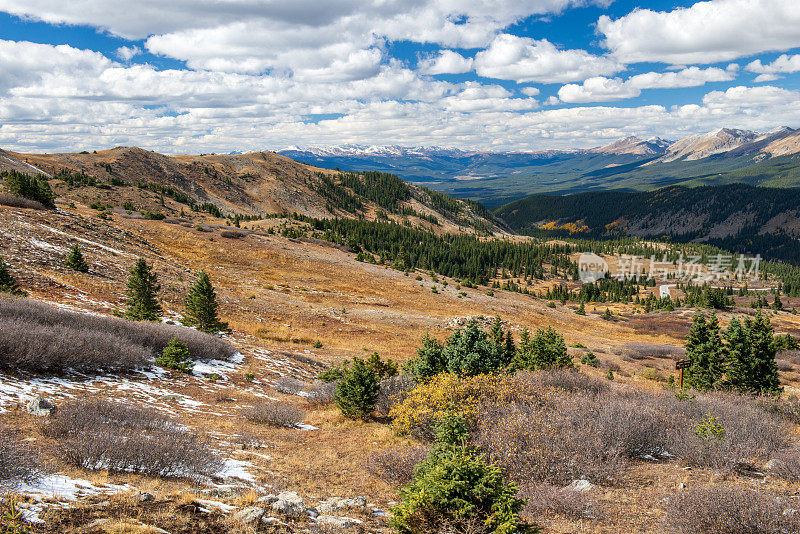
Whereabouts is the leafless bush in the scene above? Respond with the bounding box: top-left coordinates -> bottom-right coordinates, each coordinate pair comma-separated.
477,396 -> 628,486
42,399 -> 222,480
376,374 -> 417,416
663,484 -> 800,534
520,483 -> 600,520
516,369 -> 609,396
0,426 -> 44,487
667,393 -> 790,469
0,317 -> 153,373
241,402 -> 304,427
274,377 -> 306,395
0,296 -> 235,373
304,381 -> 337,406
776,360 -> 794,372
0,193 -> 45,210
365,446 -> 430,485
767,448 -> 800,481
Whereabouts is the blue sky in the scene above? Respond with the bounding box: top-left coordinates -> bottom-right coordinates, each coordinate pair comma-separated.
1,0 -> 800,153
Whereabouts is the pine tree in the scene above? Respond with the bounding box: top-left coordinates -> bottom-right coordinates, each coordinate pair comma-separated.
684,312 -> 726,391
504,328 -> 516,362
0,258 -> 24,296
335,356 -> 380,419
182,270 -> 229,333
576,301 -> 586,315
124,258 -> 162,321
725,313 -> 782,394
512,326 -> 571,370
156,337 -> 194,374
443,321 -> 508,376
407,331 -> 446,380
65,244 -> 89,273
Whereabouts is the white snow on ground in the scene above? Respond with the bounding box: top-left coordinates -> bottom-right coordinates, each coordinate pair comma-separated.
29,238 -> 67,253
296,423 -> 319,431
217,459 -> 257,484
11,475 -> 134,523
196,499 -> 237,514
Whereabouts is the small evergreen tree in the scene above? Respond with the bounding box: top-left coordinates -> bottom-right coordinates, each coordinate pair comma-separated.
391,417 -> 536,534
156,338 -> 194,374
684,312 -> 726,391
512,326 -> 571,370
406,331 -> 447,380
335,356 -> 381,419
65,244 -> 89,273
726,312 -> 781,394
124,258 -> 162,321
576,301 -> 586,315
0,258 -> 25,296
443,321 -> 509,376
182,270 -> 229,333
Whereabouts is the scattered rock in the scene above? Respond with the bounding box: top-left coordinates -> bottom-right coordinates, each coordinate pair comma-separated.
566,479 -> 595,492
784,508 -> 797,517
766,458 -> 783,470
678,482 -> 686,489
317,496 -> 368,515
233,506 -> 265,525
257,494 -> 279,504
271,491 -> 306,516
27,397 -> 56,416
138,492 -> 155,502
315,515 -> 359,530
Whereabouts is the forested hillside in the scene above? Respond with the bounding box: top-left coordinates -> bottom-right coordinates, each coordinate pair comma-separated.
496,184 -> 800,263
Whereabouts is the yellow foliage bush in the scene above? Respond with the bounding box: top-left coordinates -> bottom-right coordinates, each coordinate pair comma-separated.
389,373 -> 527,436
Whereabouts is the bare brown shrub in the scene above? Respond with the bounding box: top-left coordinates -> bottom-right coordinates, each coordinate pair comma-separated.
0,296 -> 235,373
220,230 -> 245,239
516,369 -> 609,396
42,399 -> 222,479
304,381 -> 337,406
667,393 -> 790,469
777,350 -> 800,365
274,376 -> 306,395
663,484 -> 800,534
0,193 -> 45,210
767,448 -> 800,481
376,374 -> 417,416
0,426 -> 44,487
520,483 -> 601,520
365,446 -> 430,485
241,402 -> 304,427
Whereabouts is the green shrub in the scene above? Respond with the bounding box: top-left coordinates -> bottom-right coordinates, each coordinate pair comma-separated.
580,352 -> 599,367
156,338 -> 194,373
391,418 -> 537,534
0,258 -> 25,296
512,326 -> 571,370
333,353 -> 397,419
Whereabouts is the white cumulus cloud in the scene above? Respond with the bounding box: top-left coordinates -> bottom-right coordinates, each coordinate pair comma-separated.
598,0 -> 800,64
473,33 -> 621,83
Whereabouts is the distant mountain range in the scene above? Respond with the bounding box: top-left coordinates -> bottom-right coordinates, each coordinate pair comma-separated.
279,126 -> 800,207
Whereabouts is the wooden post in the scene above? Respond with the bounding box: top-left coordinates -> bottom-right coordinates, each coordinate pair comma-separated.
675,359 -> 690,390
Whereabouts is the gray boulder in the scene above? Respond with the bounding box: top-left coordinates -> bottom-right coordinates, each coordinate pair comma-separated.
271,491 -> 306,515
233,506 -> 265,525
566,479 -> 596,492
27,397 -> 56,416
316,515 -> 359,530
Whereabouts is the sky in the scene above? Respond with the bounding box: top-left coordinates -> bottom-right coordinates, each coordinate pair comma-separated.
1,0 -> 800,154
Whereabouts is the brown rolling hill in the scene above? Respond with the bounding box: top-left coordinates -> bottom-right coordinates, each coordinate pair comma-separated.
0,146 -> 504,234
